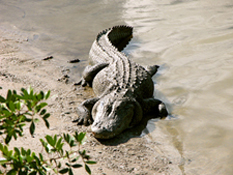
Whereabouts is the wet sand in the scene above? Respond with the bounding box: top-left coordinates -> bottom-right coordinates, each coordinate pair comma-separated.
0,27 -> 181,175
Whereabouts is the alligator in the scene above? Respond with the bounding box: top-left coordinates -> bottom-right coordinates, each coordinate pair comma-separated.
73,25 -> 168,139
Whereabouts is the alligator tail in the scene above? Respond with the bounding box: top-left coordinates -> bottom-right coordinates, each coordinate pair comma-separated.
96,25 -> 133,52
108,25 -> 133,51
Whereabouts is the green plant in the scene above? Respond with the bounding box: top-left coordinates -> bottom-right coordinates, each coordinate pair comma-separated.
0,88 -> 96,174
0,87 -> 50,144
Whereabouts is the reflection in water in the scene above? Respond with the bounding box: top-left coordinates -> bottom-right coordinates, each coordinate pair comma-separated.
123,0 -> 233,174
1,0 -> 233,174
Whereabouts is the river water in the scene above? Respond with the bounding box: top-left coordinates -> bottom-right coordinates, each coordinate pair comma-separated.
1,0 -> 233,174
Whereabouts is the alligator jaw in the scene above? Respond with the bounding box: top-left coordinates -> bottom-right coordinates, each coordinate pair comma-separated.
91,117 -> 131,139
91,126 -> 116,139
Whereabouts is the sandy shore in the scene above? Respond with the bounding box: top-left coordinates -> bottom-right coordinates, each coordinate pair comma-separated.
0,27 -> 181,175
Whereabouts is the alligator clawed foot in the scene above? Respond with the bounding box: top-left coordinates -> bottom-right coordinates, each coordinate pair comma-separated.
72,117 -> 84,125
72,116 -> 93,126
72,117 -> 92,126
72,106 -> 93,126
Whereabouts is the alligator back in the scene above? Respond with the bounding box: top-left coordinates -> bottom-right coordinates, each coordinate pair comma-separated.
89,26 -> 154,99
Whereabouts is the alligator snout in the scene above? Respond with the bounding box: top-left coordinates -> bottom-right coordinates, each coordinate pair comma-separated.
91,123 -> 115,139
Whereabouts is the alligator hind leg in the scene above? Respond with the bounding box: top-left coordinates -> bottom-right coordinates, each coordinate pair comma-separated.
142,98 -> 168,118
75,63 -> 109,87
73,97 -> 99,126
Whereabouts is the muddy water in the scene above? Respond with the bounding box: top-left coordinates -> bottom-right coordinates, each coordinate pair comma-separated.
1,0 -> 233,174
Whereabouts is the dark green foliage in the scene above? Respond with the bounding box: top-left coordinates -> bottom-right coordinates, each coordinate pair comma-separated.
0,88 -> 96,174
0,87 -> 51,144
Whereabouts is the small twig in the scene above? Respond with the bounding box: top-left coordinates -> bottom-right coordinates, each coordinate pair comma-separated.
43,56 -> 53,61
67,59 -> 80,63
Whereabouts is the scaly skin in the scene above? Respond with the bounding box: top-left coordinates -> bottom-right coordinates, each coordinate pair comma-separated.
73,25 -> 168,139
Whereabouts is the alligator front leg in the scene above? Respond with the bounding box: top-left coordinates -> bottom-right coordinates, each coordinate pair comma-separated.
142,98 -> 168,118
73,97 -> 99,126
75,63 -> 109,87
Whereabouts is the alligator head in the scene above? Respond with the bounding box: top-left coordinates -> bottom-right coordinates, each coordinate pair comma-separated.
91,94 -> 143,139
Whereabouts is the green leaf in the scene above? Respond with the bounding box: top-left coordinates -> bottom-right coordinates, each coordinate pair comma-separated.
65,162 -> 71,167
57,143 -> 64,153
27,86 -> 33,95
72,164 -> 82,168
71,156 -> 80,162
65,151 -> 70,159
68,168 -> 74,175
0,159 -> 8,164
85,164 -> 91,175
58,162 -> 61,168
29,171 -> 37,175
56,137 -> 63,150
27,101 -> 32,111
45,135 -> 54,146
0,108 -> 11,117
63,134 -> 72,144
36,91 -> 44,101
30,122 -> 35,136
24,117 -> 32,122
43,118 -> 50,129
35,105 -> 42,113
34,155 -> 41,166
83,154 -> 90,160
38,102 -> 47,109
81,150 -> 86,155
12,131 -> 18,140
5,134 -> 12,144
8,101 -> 15,112
40,109 -> 46,115
43,113 -> 50,119
40,139 -> 49,153
29,88 -> 34,98
21,88 -> 29,99
40,91 -> 44,99
6,90 -> 12,101
86,161 -> 96,165
40,139 -> 47,147
53,135 -> 57,146
6,169 -> 17,175
59,168 -> 69,174
53,168 -> 58,174
15,101 -> 21,110
69,140 -> 75,147
75,132 -> 86,144
26,155 -> 34,163
0,95 -> 5,102
39,171 -> 46,175
39,153 -> 44,161
14,147 -> 20,156
45,90 -> 50,100
21,147 -> 27,155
